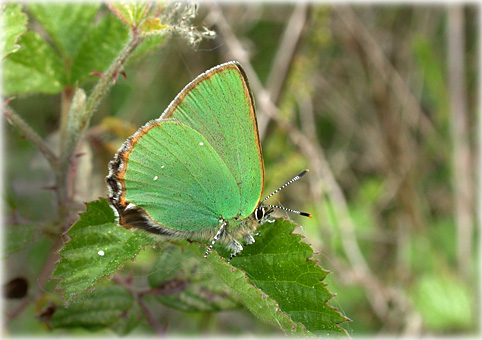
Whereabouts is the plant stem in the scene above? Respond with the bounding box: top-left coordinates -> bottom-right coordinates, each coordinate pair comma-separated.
3,105 -> 59,172
448,5 -> 473,281
55,29 -> 146,226
59,86 -> 74,155
82,30 -> 145,134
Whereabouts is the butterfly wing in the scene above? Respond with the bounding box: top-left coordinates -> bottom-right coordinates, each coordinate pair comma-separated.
162,62 -> 264,219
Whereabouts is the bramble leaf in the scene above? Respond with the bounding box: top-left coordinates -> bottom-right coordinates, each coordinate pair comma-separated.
228,219 -> 349,336
1,3 -> 28,58
148,245 -> 241,312
52,198 -> 155,302
4,224 -> 38,256
3,31 -> 65,95
141,18 -> 167,34
52,199 -> 348,336
107,1 -> 151,28
28,3 -> 100,58
185,219 -> 349,336
51,284 -> 135,330
70,13 -> 129,84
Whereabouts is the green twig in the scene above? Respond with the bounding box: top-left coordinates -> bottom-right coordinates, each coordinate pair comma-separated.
3,105 -> 59,171
59,87 -> 74,155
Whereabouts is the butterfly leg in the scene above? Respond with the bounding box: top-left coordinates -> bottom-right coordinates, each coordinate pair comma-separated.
243,233 -> 255,246
204,220 -> 227,258
228,240 -> 243,262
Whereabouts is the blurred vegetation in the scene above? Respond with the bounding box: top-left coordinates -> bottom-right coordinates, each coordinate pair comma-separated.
3,1 -> 478,337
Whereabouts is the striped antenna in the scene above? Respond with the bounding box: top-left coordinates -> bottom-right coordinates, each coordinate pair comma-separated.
261,169 -> 309,203
261,204 -> 312,218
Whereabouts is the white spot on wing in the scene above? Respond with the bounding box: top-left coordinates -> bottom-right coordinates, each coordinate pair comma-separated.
199,142 -> 204,146
154,176 -> 158,181
98,250 -> 105,256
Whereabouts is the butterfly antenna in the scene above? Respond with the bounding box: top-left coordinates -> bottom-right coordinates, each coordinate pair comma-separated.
262,205 -> 312,218
260,169 -> 312,218
261,169 -> 309,203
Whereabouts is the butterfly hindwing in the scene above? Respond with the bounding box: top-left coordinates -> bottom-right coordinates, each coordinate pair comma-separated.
121,121 -> 241,232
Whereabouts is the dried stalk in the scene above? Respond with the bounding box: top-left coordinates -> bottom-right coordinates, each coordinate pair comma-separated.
447,5 -> 473,280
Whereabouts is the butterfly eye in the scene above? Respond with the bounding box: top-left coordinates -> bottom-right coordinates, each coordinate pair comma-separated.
254,206 -> 265,221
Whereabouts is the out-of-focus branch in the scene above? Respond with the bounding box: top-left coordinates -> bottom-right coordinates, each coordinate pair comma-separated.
206,3 -> 308,140
447,5 -> 473,280
334,6 -> 446,154
335,5 -> 428,234
205,4 -> 265,98
260,2 -> 309,137
266,3 -> 308,102
295,95 -> 393,319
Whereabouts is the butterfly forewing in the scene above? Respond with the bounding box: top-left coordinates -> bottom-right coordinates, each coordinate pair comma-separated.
162,62 -> 264,219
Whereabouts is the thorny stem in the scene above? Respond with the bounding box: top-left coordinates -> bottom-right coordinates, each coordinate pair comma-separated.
82,30 -> 145,137
59,87 -> 74,154
55,29 -> 146,228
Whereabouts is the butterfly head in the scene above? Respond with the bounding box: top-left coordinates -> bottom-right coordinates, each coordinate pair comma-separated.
254,205 -> 275,224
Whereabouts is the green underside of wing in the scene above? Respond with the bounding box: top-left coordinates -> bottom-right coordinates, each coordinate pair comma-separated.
168,66 -> 263,219
124,121 -> 241,232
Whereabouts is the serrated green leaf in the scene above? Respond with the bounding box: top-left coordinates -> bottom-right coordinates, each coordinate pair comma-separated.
51,284 -> 134,330
148,245 -> 241,312
1,3 -> 28,58
52,198 -> 155,302
148,219 -> 348,336
28,3 -> 100,58
70,13 -> 129,84
229,219 -> 348,337
3,31 -> 65,95
4,224 -> 38,256
108,1 -> 151,28
187,240 -> 308,336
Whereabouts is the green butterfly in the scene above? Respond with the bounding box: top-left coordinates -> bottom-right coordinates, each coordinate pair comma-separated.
107,62 -> 310,259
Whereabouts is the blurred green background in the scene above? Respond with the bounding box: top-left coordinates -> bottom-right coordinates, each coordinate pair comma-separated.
4,2 -> 479,336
